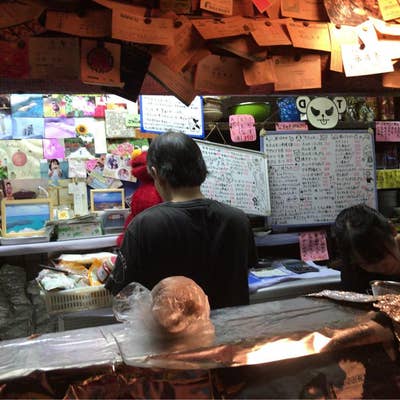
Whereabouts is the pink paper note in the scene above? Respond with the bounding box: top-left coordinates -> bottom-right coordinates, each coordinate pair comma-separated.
375,121 -> 400,142
229,114 -> 256,143
299,230 -> 329,262
252,0 -> 272,13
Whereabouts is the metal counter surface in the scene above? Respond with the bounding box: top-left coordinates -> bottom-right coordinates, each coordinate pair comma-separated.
0,296 -> 394,382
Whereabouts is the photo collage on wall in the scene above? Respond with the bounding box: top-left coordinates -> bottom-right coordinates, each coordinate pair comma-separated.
0,93 -> 148,215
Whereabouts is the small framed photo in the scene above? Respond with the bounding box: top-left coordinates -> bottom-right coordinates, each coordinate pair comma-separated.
1,199 -> 52,237
90,189 -> 125,212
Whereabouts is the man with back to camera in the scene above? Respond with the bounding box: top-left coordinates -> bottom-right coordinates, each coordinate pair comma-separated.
105,131 -> 257,309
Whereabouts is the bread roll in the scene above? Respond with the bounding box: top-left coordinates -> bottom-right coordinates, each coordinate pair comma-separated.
151,276 -> 210,334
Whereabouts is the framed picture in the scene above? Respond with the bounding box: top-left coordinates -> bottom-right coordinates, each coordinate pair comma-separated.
1,199 -> 52,237
90,189 -> 125,212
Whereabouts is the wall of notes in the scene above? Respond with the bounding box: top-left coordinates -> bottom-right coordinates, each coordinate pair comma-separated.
262,130 -> 376,226
197,140 -> 271,216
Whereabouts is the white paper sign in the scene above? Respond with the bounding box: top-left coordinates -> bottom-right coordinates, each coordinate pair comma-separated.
139,95 -> 204,138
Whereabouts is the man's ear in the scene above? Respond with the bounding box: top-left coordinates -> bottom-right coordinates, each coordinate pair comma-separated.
148,166 -> 157,179
388,220 -> 398,237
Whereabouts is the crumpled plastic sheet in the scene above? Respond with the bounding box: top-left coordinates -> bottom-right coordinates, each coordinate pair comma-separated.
0,296 -> 395,384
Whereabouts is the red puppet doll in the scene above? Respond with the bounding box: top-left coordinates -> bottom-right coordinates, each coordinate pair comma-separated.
117,151 -> 162,247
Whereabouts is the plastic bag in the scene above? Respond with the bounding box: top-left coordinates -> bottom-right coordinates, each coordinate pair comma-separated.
112,276 -> 215,338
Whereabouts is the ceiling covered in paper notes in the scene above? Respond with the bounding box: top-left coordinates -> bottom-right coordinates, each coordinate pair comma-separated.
0,0 -> 400,104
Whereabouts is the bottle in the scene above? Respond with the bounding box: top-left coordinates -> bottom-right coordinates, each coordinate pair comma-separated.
96,255 -> 117,283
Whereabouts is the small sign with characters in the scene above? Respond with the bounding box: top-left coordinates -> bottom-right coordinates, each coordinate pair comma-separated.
229,114 -> 256,142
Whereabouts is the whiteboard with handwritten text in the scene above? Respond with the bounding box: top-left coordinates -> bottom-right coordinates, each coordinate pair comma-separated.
139,95 -> 204,138
197,140 -> 271,216
262,130 -> 376,227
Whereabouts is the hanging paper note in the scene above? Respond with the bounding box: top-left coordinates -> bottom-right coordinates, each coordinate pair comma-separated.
229,115 -> 256,143
375,121 -> 400,142
68,181 -> 89,216
299,230 -> 329,262
252,0 -> 272,13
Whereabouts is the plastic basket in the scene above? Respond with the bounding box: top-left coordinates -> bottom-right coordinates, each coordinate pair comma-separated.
42,285 -> 113,314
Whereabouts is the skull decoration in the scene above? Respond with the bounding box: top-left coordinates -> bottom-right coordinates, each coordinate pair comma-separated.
296,96 -> 347,129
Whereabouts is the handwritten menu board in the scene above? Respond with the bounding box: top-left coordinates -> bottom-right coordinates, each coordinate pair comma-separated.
262,130 -> 376,227
139,95 -> 204,138
196,140 -> 271,216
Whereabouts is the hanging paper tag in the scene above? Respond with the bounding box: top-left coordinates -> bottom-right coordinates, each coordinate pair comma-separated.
229,114 -> 256,142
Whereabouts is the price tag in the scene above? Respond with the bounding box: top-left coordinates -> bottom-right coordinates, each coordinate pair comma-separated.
229,114 -> 256,143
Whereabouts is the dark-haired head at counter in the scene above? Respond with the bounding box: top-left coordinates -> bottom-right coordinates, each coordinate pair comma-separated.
105,131 -> 257,309
334,203 -> 400,293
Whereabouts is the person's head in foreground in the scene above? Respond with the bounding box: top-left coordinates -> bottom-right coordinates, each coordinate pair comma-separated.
334,204 -> 400,279
146,131 -> 208,201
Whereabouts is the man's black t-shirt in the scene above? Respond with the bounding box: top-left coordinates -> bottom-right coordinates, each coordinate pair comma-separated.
106,198 -> 257,309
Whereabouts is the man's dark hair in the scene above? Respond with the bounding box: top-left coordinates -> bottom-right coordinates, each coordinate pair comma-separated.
147,131 -> 208,188
334,203 -> 393,267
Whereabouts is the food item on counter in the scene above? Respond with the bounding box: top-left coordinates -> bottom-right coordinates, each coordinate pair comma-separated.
151,276 -> 210,334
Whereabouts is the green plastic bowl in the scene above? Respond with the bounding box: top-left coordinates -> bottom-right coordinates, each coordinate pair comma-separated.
229,102 -> 271,122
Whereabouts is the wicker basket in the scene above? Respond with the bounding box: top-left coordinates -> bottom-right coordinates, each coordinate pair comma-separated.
42,285 -> 113,315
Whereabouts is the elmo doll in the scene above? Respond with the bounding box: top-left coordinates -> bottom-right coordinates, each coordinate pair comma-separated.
117,151 -> 162,247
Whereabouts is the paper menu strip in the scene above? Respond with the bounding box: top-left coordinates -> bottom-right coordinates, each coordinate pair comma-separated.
286,21 -> 331,52
281,0 -> 326,21
272,54 -> 321,91
45,9 -> 111,37
299,231 -> 329,262
250,18 -> 292,47
191,16 -> 255,40
112,10 -> 175,45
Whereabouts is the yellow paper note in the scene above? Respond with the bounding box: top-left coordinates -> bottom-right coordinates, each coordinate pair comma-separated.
272,54 -> 321,91
251,18 -> 292,46
286,21 -> 331,52
378,0 -> 400,21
